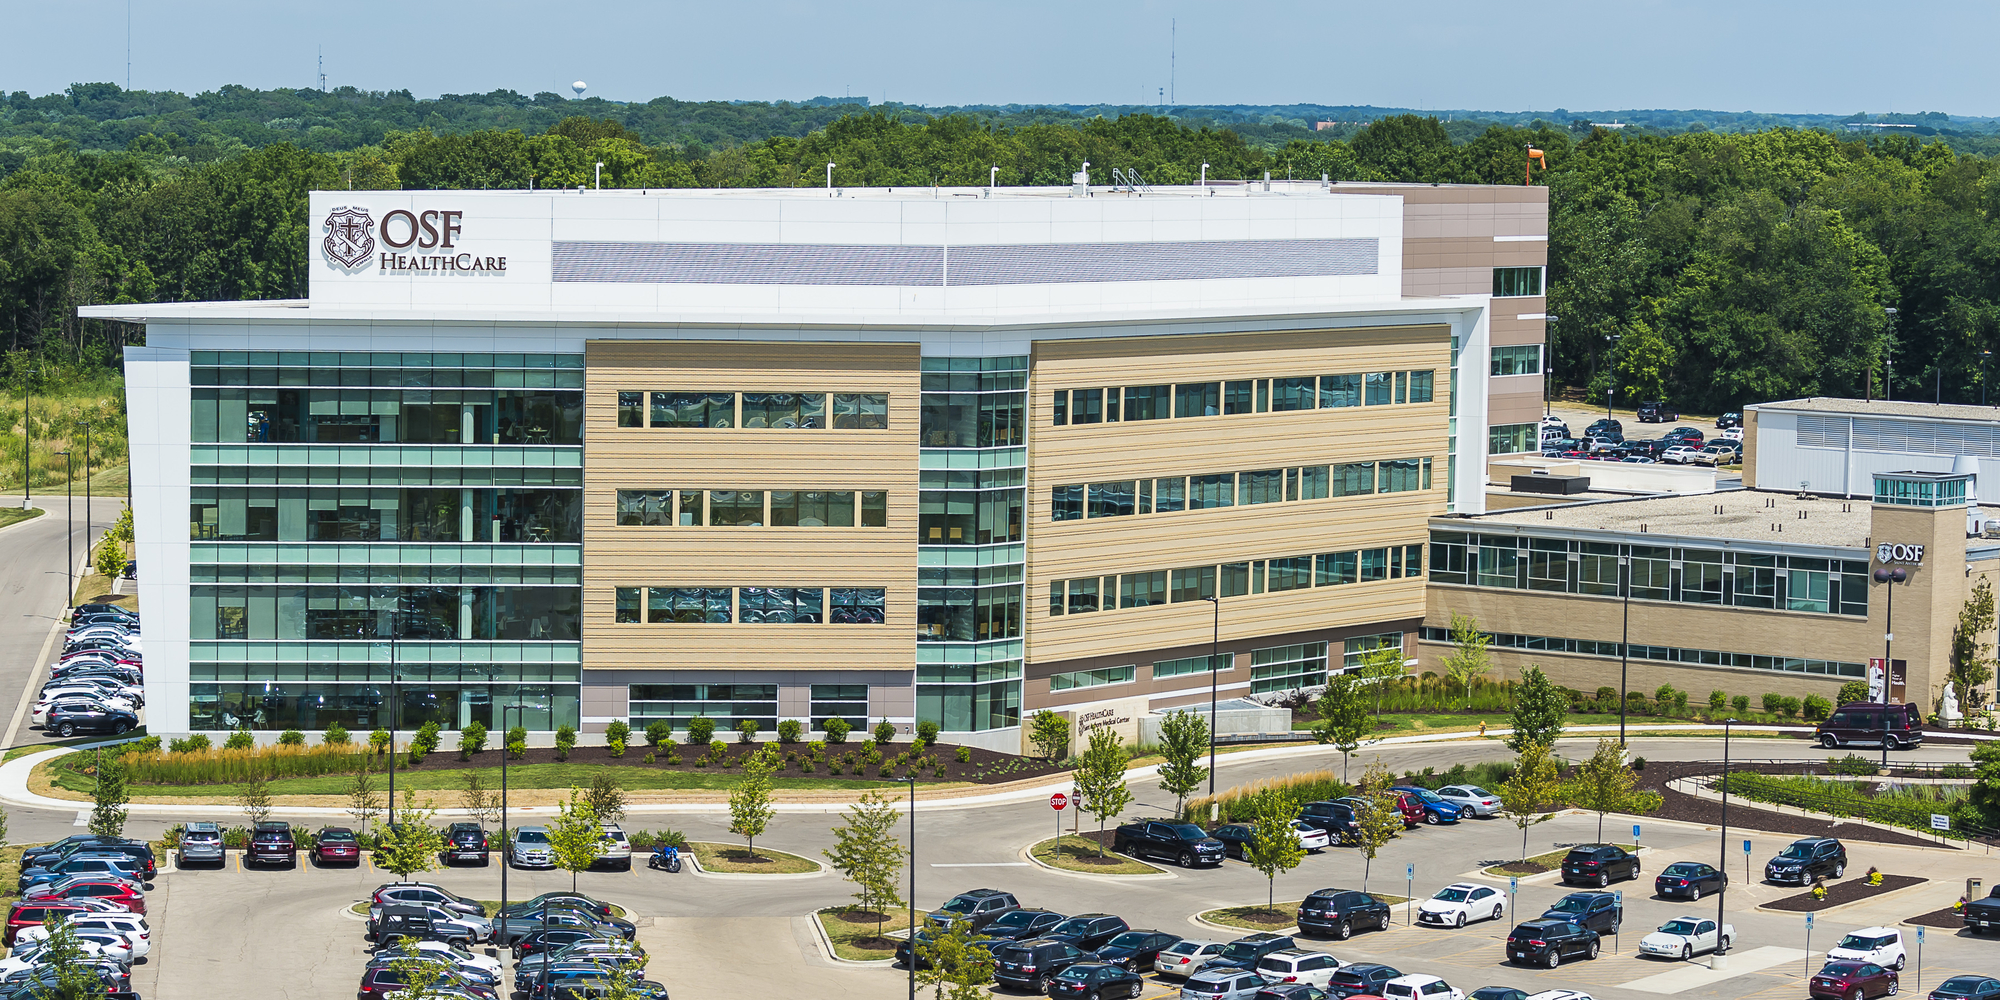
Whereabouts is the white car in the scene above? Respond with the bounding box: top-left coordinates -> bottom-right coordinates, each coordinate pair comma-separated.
1527,992 -> 1595,1000
1827,927 -> 1906,970
1639,916 -> 1734,960
1291,820 -> 1331,852
1661,445 -> 1701,464
65,912 -> 151,958
1255,948 -> 1341,988
0,936 -> 111,976
1433,785 -> 1501,818
1385,975 -> 1463,1000
1417,883 -> 1506,928
1154,939 -> 1224,978
1719,427 -> 1744,442
401,939 -> 501,975
594,823 -> 632,870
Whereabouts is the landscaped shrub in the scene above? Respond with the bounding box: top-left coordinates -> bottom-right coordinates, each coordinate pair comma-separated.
1777,696 -> 1801,718
605,720 -> 631,757
554,725 -> 576,761
1828,754 -> 1879,776
736,719 -> 759,743
1802,695 -> 1833,721
168,735 -> 212,754
874,719 -> 898,744
1183,770 -> 1356,824
457,722 -> 488,760
223,731 -> 255,751
507,725 -> 527,759
915,720 -> 940,748
644,721 -> 671,748
1625,694 -> 1650,716
1731,695 -> 1751,714
1654,684 -> 1679,711
777,719 -> 804,743
685,716 -> 715,745
643,750 -> 656,764
1838,680 -> 1870,705
278,730 -> 305,747
956,746 -> 972,763
124,744 -> 371,784
1595,686 -> 1618,704
322,724 -> 350,746
1761,693 -> 1783,714
1709,690 -> 1728,712
823,718 -> 851,744
709,739 -> 727,758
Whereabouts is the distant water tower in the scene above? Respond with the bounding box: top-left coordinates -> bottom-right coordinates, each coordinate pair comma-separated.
571,81 -> 587,99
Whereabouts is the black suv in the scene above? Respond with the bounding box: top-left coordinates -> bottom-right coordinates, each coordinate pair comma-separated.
246,822 -> 297,868
1298,801 -> 1359,845
1044,913 -> 1129,951
929,888 -> 1020,930
1506,920 -> 1600,967
1541,891 -> 1620,934
1765,838 -> 1847,885
1561,844 -> 1641,887
1092,930 -> 1180,971
1204,933 -> 1297,972
991,938 -> 1085,992
1636,401 -> 1678,423
442,823 -> 489,866
1326,963 -> 1402,999
1584,418 -> 1624,438
981,908 -> 1065,943
1297,888 -> 1393,939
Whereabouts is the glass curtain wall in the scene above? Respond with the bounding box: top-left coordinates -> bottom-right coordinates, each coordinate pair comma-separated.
916,357 -> 1027,732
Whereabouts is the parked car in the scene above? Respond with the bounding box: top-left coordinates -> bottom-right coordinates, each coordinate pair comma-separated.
1964,883 -> 2000,933
510,826 -> 555,868
311,826 -> 360,866
1812,961 -> 1899,1000
246,822 -> 296,867
1257,987 -> 1330,1000
492,906 -> 633,947
1204,933 -> 1298,972
56,912 -> 152,958
593,823 -> 632,871
1112,819 -> 1226,868
17,854 -> 146,893
1093,930 -> 1180,972
1828,927 -> 1906,970
1691,442 -> 1738,466
1256,949 -> 1342,988
1298,801 -> 1361,844
1389,786 -> 1463,824
5,901 -> 107,946
1660,445 -> 1701,465
1384,975 -> 1465,1000
1639,916 -> 1734,959
1325,963 -> 1403,1000
1296,888 -> 1393,940
991,938 -> 1085,992
928,888 -> 1021,930
1815,703 -> 1924,750
369,903 -> 493,947
499,893 -> 613,920
1181,968 -> 1271,1000
1504,921 -> 1598,968
374,882 -> 485,919
1155,939 -> 1226,978
1047,961 -> 1146,1000
442,823 -> 489,866
1764,838 -> 1847,885
1636,401 -> 1678,423
1584,418 -> 1623,437
357,963 -> 498,1000
1655,861 -> 1726,899
24,878 -> 145,915
1046,914 -> 1131,952
20,836 -> 145,870
1660,426 -> 1705,446
1718,427 -> 1743,442
43,700 -> 137,737
1717,412 -> 1743,429
509,926 -> 615,961
1560,845 -> 1641,887
1432,785 -> 1500,818
1470,989 -> 1527,1000
1417,884 -> 1504,928
1931,977 -> 2000,1000
1540,892 -> 1620,934
984,908 -> 1066,943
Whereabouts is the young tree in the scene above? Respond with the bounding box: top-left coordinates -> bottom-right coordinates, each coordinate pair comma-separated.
1971,740 -> 2000,823
730,745 -> 778,861
1950,576 -> 1997,712
1028,709 -> 1070,761
1442,612 -> 1492,708
1243,789 -> 1306,915
585,772 -> 626,823
546,786 -> 608,892
1507,665 -> 1568,751
385,934 -> 452,1000
458,770 -> 498,828
824,790 -> 906,942
915,917 -> 997,1000
1499,741 -> 1565,862
1353,760 -> 1406,891
236,773 -> 273,825
1567,738 -> 1664,842
1313,672 -> 1375,782
1155,709 -> 1210,818
347,756 -> 384,829
1072,726 -> 1133,858
27,915 -> 108,1000
88,753 -> 129,837
1356,642 -> 1409,716
373,789 -> 446,882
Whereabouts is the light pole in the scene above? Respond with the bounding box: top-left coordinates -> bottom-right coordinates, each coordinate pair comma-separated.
56,451 -> 71,602
1985,351 -> 1994,407
1618,551 -> 1632,746
499,702 -> 527,923
1873,567 -> 1907,768
1203,595 -> 1220,796
75,420 -> 91,562
903,773 -> 917,1000
1883,307 -> 1898,401
19,368 -> 39,511
1712,718 -> 1736,968
1543,316 -> 1558,416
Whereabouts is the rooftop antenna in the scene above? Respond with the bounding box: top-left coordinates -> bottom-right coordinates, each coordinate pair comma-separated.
1170,18 -> 1175,106
125,0 -> 131,90
571,80 -> 587,99
318,47 -> 326,92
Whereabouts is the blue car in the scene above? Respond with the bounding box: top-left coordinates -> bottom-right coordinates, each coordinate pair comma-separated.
1390,786 -> 1464,824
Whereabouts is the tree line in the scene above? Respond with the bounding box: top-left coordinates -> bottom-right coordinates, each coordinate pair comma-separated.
5,108 -> 2000,412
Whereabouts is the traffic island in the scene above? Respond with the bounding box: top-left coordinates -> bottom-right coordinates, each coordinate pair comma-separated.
1760,875 -> 1925,912
815,907 -> 913,962
1199,896 -> 1410,933
1027,835 -> 1164,875
686,840 -> 822,874
1482,844 -> 1638,878
1903,906 -> 1965,929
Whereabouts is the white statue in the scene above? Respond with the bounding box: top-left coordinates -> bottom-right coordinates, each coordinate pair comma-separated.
1941,685 -> 1964,724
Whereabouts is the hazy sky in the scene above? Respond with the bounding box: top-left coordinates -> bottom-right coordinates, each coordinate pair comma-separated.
6,0 -> 1997,116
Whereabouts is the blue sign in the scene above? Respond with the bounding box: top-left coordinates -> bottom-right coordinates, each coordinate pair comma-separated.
1406,864 -> 1414,879
1916,927 -> 1925,943
1614,890 -> 1623,905
1743,839 -> 1752,854
1806,913 -> 1815,929
1632,824 -> 1642,840
1509,877 -> 1519,893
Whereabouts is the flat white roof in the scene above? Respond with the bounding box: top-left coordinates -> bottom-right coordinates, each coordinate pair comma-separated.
1752,397 -> 2000,423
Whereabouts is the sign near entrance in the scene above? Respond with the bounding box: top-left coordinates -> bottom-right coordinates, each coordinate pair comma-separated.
1931,813 -> 1951,831
1050,792 -> 1068,811
319,205 -> 509,275
1875,542 -> 1925,566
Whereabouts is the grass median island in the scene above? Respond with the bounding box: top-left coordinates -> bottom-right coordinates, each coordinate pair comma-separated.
1201,895 -> 1409,931
1484,843 -> 1638,877
0,508 -> 43,532
687,841 -> 819,874
1029,835 -> 1163,875
816,907 -> 913,961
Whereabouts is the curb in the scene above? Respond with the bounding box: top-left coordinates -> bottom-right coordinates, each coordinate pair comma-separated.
1753,878 -> 1932,917
1188,911 -> 1299,936
806,909 -> 899,966
682,842 -> 827,880
1019,841 -> 1175,882
1666,775 -> 1969,848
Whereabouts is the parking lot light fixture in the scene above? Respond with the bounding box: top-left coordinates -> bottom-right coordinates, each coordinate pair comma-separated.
1712,717 -> 1736,970
499,702 -> 528,922
903,773 -> 916,1000
1204,596 -> 1220,795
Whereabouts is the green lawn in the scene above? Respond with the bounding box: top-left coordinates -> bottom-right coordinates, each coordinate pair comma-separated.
817,908 -> 911,961
53,760 -> 930,798
0,508 -> 43,532
1030,835 -> 1162,875
688,841 -> 819,874
1293,711 -> 1823,736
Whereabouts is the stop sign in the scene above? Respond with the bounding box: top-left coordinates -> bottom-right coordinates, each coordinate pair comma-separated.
1050,792 -> 1068,811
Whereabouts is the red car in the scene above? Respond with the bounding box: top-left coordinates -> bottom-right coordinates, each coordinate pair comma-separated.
6,901 -> 99,945
312,827 -> 361,867
1813,960 -> 1899,1000
26,879 -> 146,915
1391,793 -> 1426,828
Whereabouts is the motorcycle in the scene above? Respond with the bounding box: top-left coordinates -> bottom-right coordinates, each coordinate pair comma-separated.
648,843 -> 681,873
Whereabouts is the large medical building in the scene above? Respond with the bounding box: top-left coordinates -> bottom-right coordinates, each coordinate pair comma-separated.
90,180 -> 1547,742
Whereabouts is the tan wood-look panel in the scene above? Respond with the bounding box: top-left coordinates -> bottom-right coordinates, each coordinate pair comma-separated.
583,340 -> 921,673
1024,325 -> 1447,666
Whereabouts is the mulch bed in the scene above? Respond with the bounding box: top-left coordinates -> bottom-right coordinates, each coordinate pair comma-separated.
1487,860 -> 1553,875
1223,910 -> 1295,927
1634,760 -> 1949,849
1762,875 -> 1926,911
1905,906 -> 1966,929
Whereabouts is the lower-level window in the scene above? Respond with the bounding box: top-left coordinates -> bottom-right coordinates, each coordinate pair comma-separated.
1048,665 -> 1137,692
628,684 -> 778,732
1342,632 -> 1405,671
1489,422 -> 1538,455
810,684 -> 870,732
1154,654 -> 1230,679
189,682 -> 580,732
916,679 -> 1019,732
1249,642 -> 1329,695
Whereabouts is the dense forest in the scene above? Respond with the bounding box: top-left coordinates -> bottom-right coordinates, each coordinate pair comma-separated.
3,83 -> 2000,414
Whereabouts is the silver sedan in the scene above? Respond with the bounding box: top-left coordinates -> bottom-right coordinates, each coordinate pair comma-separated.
1434,785 -> 1502,817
